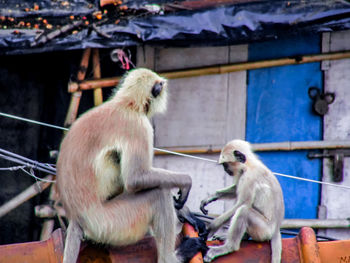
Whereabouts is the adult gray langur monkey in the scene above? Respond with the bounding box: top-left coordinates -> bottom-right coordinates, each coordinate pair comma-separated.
200,139 -> 285,263
56,68 -> 196,263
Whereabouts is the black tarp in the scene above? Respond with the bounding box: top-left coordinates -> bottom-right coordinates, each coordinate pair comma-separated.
1,0 -> 350,55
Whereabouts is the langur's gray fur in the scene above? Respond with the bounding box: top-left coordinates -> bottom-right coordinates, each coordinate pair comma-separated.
200,139 -> 284,263
57,68 -> 192,263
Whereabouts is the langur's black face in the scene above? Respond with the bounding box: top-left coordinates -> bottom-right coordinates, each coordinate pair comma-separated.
222,162 -> 234,176
221,150 -> 246,176
152,81 -> 164,98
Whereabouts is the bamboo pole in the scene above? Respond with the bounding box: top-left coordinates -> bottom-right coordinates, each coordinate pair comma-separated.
34,204 -> 350,230
200,215 -> 350,230
69,76 -> 121,92
64,48 -> 91,127
40,186 -> 57,241
0,175 -> 53,218
252,140 -> 350,151
40,215 -> 55,241
92,49 -> 103,106
154,140 -> 350,156
35,204 -> 66,218
282,219 -> 350,229
68,50 -> 350,93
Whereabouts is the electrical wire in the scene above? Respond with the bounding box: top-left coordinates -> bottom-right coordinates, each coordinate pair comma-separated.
19,168 -> 56,183
154,147 -> 218,163
1,111 -> 350,190
0,165 -> 26,171
273,172 -> 350,190
0,112 -> 68,131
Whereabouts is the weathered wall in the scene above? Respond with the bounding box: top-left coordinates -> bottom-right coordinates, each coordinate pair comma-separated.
0,52 -> 75,244
0,49 -> 122,244
319,30 -> 350,239
137,45 -> 248,214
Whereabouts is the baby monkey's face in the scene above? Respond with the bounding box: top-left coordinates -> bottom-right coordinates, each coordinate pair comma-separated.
219,141 -> 248,176
222,162 -> 234,176
220,156 -> 246,176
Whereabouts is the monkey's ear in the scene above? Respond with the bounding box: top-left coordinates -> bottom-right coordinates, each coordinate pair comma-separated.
233,150 -> 246,163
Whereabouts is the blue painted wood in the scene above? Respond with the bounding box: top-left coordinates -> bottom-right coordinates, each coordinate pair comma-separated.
247,34 -> 322,219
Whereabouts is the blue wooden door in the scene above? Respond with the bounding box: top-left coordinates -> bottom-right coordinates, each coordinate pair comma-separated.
246,35 -> 322,219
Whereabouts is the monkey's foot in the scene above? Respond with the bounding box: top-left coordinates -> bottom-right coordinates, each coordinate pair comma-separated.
211,234 -> 226,241
204,245 -> 234,262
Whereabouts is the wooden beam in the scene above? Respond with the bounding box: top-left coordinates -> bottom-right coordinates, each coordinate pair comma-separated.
68,50 -> 350,93
0,175 -> 53,218
64,48 -> 91,127
154,140 -> 350,156
92,49 -> 103,106
35,204 -> 66,218
39,186 -> 58,241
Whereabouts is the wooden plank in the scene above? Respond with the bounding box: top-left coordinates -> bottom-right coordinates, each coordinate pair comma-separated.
0,175 -> 53,218
92,49 -> 103,106
64,48 -> 91,127
320,29 -> 350,240
71,50 -> 350,92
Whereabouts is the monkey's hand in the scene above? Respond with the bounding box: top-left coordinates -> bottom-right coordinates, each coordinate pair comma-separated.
200,200 -> 209,215
200,195 -> 219,215
176,206 -> 208,238
174,186 -> 191,210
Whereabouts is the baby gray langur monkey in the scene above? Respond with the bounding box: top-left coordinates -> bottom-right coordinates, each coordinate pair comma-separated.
200,139 -> 285,263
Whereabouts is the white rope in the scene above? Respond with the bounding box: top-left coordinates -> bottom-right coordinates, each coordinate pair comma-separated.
0,165 -> 26,171
20,167 -> 56,183
1,111 -> 350,190
0,112 -> 69,131
0,164 -> 56,183
273,172 -> 350,190
154,147 -> 218,163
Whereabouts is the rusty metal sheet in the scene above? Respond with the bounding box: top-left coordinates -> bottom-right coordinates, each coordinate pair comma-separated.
0,228 -> 63,263
3,227 -> 350,263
